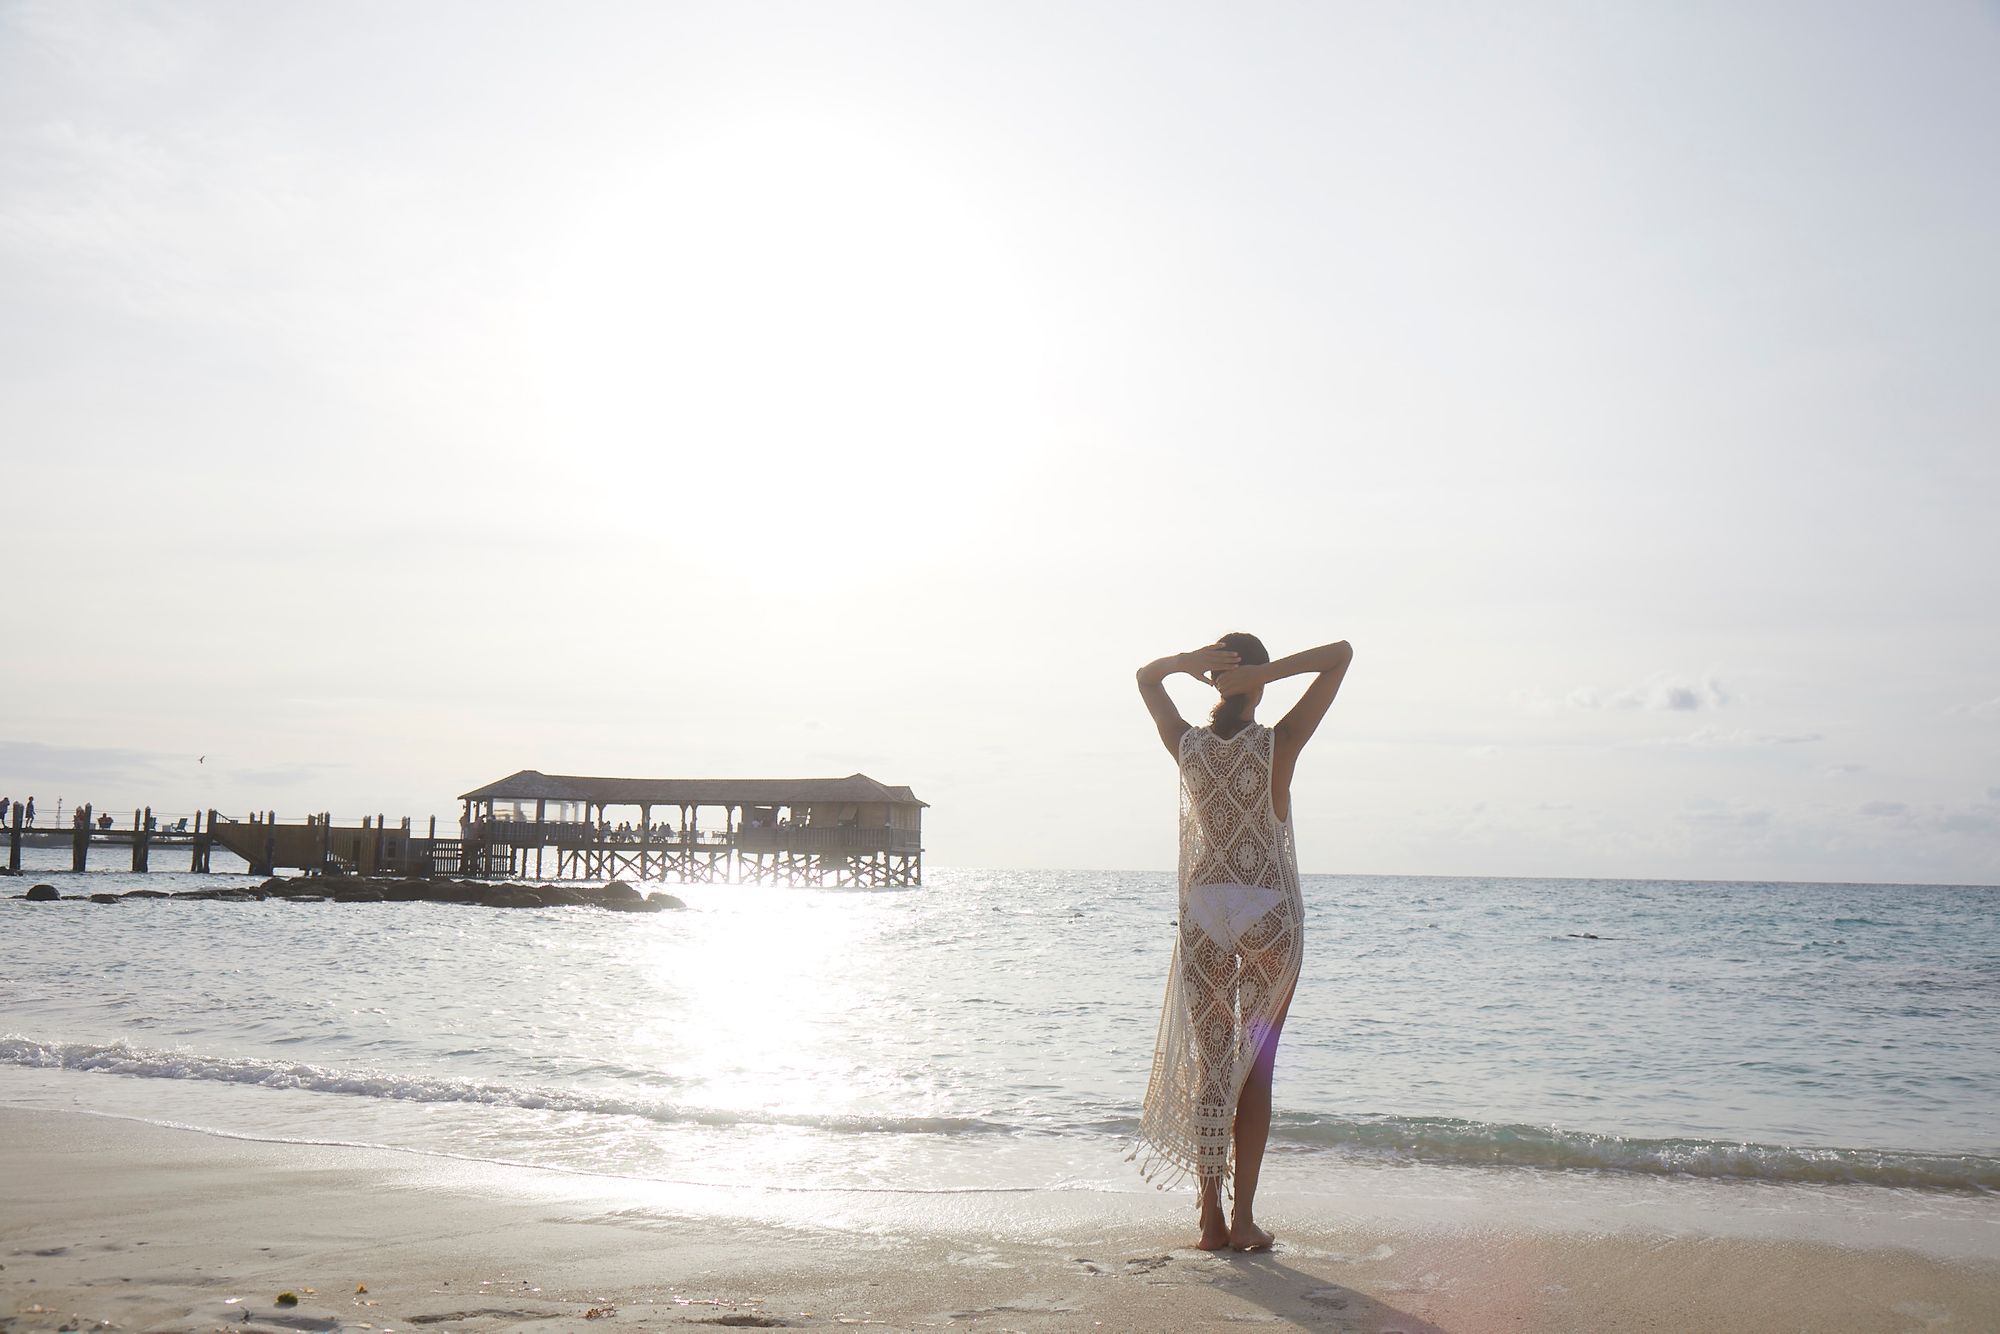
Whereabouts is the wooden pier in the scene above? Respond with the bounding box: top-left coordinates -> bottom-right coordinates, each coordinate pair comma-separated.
6,803 -> 219,875
3,804 -> 441,878
6,770 -> 927,889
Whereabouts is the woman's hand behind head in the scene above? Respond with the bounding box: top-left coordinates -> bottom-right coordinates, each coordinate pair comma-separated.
1211,662 -> 1269,697
1182,644 -> 1241,683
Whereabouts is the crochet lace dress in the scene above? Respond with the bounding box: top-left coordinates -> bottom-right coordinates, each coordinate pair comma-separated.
1134,722 -> 1306,1191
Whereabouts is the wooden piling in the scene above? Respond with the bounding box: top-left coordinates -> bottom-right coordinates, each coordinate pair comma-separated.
189,809 -> 205,872
7,802 -> 20,873
258,821 -> 276,878
132,807 -> 151,872
638,802 -> 651,883
73,805 -> 90,872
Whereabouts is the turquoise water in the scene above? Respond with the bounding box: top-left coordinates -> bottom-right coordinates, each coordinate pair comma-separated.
2,862 -> 1996,1195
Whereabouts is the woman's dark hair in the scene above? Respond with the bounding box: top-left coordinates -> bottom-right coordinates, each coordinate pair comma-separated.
1210,631 -> 1271,738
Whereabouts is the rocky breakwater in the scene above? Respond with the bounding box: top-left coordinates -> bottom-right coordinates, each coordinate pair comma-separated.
15,877 -> 687,912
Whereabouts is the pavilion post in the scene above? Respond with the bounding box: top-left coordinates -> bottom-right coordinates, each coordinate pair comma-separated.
639,803 -> 651,881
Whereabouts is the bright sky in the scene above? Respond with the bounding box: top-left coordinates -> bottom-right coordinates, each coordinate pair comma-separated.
3,2 -> 1996,884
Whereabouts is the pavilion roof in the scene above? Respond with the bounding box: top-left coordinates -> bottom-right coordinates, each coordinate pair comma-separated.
460,770 -> 928,808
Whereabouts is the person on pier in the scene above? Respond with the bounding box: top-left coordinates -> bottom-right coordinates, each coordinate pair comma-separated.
1131,633 -> 1353,1251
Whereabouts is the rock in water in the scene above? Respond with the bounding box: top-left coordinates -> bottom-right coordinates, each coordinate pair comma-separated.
647,892 -> 688,911
383,879 -> 435,902
24,884 -> 58,901
472,884 -> 542,909
88,893 -> 120,904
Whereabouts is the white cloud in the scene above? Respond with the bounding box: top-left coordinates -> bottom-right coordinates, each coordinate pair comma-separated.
1852,798 -> 2000,842
1965,698 -> 2000,722
1567,674 -> 1729,713
1651,728 -> 1822,748
3,1 -> 203,85
1939,806 -> 1999,837
1679,799 -> 1772,831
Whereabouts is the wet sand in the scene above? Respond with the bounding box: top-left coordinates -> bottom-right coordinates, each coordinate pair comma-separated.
3,1109 -> 1997,1333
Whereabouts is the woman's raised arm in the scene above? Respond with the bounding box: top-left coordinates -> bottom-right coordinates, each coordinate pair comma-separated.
1137,645 -> 1240,759
1267,640 -> 1353,756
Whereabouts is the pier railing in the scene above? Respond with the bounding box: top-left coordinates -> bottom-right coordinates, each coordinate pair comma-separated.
734,826 -> 922,854
468,820 -> 918,856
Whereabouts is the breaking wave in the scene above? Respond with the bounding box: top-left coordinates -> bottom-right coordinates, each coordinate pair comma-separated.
0,1036 -> 1010,1137
8,1035 -> 1995,1192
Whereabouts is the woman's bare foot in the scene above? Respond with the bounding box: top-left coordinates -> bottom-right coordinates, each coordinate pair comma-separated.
1229,1218 -> 1275,1252
1196,1199 -> 1231,1251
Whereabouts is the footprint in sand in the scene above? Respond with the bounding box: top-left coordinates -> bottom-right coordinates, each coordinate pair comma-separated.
1316,1243 -> 1394,1265
1892,1301 -> 1953,1329
405,1311 -> 549,1325
942,1298 -> 1079,1320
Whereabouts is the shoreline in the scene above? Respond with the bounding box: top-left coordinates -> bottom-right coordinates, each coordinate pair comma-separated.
4,1109 -> 1998,1332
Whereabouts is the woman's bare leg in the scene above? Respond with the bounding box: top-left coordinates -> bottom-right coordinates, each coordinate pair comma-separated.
1196,1173 -> 1229,1250
1228,985 -> 1294,1250
1180,925 -> 1239,1251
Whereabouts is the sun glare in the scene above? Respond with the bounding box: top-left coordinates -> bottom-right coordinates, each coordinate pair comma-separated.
528,114 -> 1046,575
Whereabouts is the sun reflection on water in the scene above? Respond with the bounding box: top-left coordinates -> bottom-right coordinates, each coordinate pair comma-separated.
629,891 -> 895,1126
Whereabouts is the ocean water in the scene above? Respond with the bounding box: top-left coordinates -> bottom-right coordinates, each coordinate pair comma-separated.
3,859 -> 1998,1207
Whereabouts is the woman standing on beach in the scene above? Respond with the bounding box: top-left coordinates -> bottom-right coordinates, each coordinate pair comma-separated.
1133,634 -> 1354,1251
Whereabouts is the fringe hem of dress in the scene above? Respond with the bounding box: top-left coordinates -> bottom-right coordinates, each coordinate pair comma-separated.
1126,1138 -> 1232,1199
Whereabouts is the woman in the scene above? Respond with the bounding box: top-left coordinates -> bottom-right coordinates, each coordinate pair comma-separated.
1133,633 -> 1354,1251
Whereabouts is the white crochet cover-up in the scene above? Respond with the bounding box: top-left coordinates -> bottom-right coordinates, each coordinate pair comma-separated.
1134,721 -> 1306,1191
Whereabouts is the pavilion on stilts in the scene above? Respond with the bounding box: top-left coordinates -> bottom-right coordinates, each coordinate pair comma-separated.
455,770 -> 926,887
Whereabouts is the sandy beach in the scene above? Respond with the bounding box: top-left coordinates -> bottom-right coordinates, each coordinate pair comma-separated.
4,1109 -> 1996,1334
